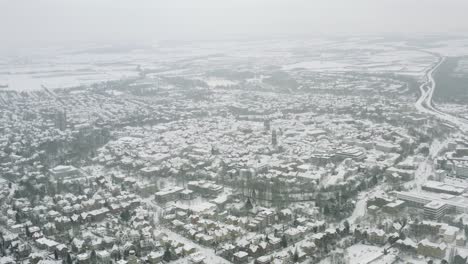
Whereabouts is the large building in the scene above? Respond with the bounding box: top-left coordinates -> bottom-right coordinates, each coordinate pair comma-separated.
187,180 -> 223,197
396,191 -> 468,216
264,119 -> 270,131
154,186 -> 184,204
54,110 -> 67,131
272,129 -> 278,146
335,148 -> 366,161
452,161 -> 468,178
49,165 -> 80,180
424,201 -> 448,221
422,181 -> 466,195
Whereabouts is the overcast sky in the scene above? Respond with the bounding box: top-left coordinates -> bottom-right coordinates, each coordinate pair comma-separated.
2,0 -> 468,51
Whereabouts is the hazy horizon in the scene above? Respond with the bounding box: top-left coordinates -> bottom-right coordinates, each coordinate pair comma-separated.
2,0 -> 468,52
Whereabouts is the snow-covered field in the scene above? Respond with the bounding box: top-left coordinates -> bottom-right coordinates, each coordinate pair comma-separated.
2,37 -> 468,92
0,70 -> 139,91
203,78 -> 238,88
344,244 -> 390,264
282,48 -> 435,77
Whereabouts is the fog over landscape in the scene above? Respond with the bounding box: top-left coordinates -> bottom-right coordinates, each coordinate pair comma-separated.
1,1 -> 468,264
2,0 -> 468,51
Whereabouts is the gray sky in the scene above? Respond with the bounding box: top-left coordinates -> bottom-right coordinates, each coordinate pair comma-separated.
2,0 -> 468,50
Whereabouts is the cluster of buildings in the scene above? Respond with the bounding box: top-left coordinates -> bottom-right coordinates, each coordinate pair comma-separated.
0,43 -> 467,264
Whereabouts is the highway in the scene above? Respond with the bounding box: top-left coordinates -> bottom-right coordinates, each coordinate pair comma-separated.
415,54 -> 468,133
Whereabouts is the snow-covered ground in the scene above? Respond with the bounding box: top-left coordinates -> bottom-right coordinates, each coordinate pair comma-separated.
402,139 -> 449,191
347,192 -> 368,225
348,244 -> 400,264
203,78 -> 238,88
156,227 -> 231,264
0,37 -> 454,92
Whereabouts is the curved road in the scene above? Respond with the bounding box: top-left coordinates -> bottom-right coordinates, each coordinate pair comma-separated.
346,53 -> 468,226
415,54 -> 468,133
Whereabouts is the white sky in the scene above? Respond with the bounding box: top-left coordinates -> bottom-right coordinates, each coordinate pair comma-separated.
1,0 -> 468,50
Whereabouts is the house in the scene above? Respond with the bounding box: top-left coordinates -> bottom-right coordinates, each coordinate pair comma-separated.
175,211 -> 187,220
453,248 -> 468,264
17,243 -> 32,258
306,220 -> 326,233
368,229 -> 387,245
96,250 -> 111,264
258,209 -> 276,225
440,225 -> 459,243
218,243 -> 236,260
197,234 -> 214,246
311,232 -> 326,247
171,219 -> 185,230
28,226 -> 41,237
233,251 -> 249,263
295,249 -> 307,262
395,238 -> 417,253
154,186 -> 184,203
76,252 -> 90,264
139,166 -> 160,177
183,245 -> 196,255
456,235 -> 466,246
174,247 -> 184,259
300,239 -> 316,256
248,244 -> 261,258
189,252 -> 206,264
211,194 -> 229,209
147,251 -> 164,264
256,255 -> 272,264
411,221 -> 444,236
417,239 -> 447,259
55,244 -> 69,258
284,228 -> 302,243
278,208 -> 293,221
212,228 -> 230,243
181,189 -> 195,200
247,219 -> 262,232
11,224 -> 24,234
102,236 -> 115,248
35,237 -> 59,252
72,239 -> 85,253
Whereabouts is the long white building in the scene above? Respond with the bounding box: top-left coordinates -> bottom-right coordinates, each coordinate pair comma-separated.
395,191 -> 468,215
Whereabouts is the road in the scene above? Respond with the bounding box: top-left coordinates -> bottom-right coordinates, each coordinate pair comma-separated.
142,197 -> 231,264
157,227 -> 231,264
415,54 -> 468,132
345,54 -> 462,224
345,184 -> 389,226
